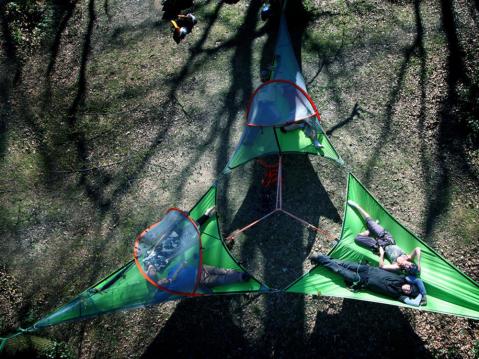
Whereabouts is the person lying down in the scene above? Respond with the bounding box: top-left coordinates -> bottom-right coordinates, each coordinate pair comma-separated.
309,254 -> 427,307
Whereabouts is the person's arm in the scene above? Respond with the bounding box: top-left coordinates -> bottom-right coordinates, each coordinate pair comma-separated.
400,294 -> 422,307
406,276 -> 427,296
408,248 -> 422,272
379,247 -> 401,271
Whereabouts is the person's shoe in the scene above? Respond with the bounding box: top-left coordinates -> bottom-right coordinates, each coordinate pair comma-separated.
420,295 -> 427,306
204,206 -> 216,217
347,200 -> 360,209
309,252 -> 328,264
241,272 -> 252,281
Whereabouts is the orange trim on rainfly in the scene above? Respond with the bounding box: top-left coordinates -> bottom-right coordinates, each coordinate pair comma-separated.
245,79 -> 321,127
133,207 -> 205,297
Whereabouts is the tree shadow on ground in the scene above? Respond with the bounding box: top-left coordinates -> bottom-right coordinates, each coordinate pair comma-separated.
222,154 -> 340,354
0,5 -> 22,82
35,0 -> 218,217
326,102 -> 362,136
139,294 -> 432,358
140,296 -> 255,358
103,0 -> 111,20
419,0 -> 479,237
0,4 -> 22,163
63,0 -> 110,211
46,0 -> 79,78
472,0 -> 479,21
360,0 -> 479,241
0,73 -> 11,162
285,0 -> 311,73
412,0 -> 441,239
362,0 -> 425,188
300,8 -> 368,136
2,0 -> 138,338
308,299 -> 432,358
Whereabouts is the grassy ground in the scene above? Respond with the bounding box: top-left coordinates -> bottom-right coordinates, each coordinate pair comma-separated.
1,0 -> 479,357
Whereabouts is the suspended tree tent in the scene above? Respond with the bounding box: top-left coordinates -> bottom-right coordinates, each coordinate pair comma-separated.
0,186 -> 267,348
225,14 -> 343,170
222,13 -> 344,242
286,173 -> 479,319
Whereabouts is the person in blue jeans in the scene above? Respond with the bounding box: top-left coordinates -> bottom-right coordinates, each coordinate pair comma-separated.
348,200 -> 422,276
309,254 -> 427,306
405,274 -> 427,306
148,259 -> 250,302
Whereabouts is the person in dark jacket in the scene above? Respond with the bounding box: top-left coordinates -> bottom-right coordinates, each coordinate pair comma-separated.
309,254 -> 427,306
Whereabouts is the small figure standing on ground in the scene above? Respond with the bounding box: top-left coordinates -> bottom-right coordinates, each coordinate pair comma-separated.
170,13 -> 197,44
348,200 -> 421,275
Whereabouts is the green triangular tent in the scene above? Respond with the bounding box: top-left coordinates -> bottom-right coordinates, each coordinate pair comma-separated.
286,173 -> 479,319
2,186 -> 267,343
226,14 -> 343,170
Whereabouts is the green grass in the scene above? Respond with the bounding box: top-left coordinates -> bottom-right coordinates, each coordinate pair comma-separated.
450,206 -> 479,245
473,340 -> 479,359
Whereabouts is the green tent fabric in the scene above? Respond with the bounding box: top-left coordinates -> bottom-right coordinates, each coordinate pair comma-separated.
225,14 -> 343,170
2,186 -> 266,343
286,173 -> 479,319
188,185 -> 267,294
